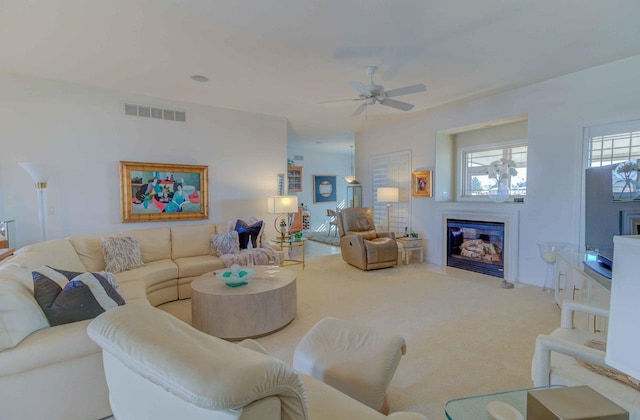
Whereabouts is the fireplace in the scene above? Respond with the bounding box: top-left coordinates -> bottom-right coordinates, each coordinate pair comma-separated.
447,219 -> 505,278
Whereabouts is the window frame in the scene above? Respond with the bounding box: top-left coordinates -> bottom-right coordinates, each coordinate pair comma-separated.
457,139 -> 528,201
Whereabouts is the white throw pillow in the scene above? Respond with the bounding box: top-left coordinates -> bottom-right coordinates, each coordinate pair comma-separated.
102,235 -> 144,274
0,265 -> 49,351
210,231 -> 240,257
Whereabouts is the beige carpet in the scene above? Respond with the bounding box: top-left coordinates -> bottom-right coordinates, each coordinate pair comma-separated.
159,253 -> 560,420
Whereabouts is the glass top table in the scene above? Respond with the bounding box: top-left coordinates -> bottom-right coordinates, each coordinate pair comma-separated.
270,237 -> 305,269
445,385 -> 565,420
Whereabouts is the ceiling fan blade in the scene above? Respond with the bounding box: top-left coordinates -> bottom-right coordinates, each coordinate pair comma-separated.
384,84 -> 426,98
349,81 -> 371,97
379,98 -> 415,111
351,102 -> 368,117
317,98 -> 361,104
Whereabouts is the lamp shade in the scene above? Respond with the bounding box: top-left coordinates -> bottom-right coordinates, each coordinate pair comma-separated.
377,187 -> 399,203
267,195 -> 299,214
18,163 -> 49,184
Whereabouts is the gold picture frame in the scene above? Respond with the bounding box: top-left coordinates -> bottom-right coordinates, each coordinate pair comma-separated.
412,170 -> 432,197
120,161 -> 209,223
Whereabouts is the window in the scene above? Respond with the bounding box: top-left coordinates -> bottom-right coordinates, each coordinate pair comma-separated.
459,140 -> 528,198
587,130 -> 640,168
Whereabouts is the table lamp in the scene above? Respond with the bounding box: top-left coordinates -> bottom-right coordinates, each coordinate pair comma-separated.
267,195 -> 299,240
377,187 -> 399,233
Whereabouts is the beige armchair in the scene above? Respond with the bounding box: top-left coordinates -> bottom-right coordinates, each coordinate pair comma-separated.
337,207 -> 397,270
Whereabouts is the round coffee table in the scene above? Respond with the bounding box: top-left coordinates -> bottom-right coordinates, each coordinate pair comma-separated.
191,265 -> 297,340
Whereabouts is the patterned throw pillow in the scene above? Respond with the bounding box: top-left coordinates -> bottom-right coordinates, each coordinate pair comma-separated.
210,231 -> 240,257
101,235 -> 144,273
32,266 -> 126,326
235,219 -> 263,249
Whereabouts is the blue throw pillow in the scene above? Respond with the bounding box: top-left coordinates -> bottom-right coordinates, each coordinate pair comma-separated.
32,266 -> 126,326
235,219 -> 263,249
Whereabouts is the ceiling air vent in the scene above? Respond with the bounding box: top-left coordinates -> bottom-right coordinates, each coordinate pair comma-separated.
124,104 -> 186,123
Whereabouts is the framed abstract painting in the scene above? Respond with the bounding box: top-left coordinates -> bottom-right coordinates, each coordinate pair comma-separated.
120,161 -> 209,222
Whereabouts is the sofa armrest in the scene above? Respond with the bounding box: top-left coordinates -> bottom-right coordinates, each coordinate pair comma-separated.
376,232 -> 396,240
88,305 -> 308,419
533,333 -> 607,386
560,300 -> 609,329
340,235 -> 367,267
238,339 -> 269,355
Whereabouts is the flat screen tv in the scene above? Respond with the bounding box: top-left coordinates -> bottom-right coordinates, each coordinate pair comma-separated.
584,162 -> 640,281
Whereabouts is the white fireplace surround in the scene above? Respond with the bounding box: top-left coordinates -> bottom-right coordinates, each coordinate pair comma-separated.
440,210 -> 520,282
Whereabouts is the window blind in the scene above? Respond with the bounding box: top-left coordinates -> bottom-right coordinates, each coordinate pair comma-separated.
371,150 -> 411,235
586,120 -> 640,167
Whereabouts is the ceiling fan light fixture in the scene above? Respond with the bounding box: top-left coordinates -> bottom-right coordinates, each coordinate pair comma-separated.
322,65 -> 426,117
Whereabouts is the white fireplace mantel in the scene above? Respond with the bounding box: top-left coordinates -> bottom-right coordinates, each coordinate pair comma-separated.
440,209 -> 520,282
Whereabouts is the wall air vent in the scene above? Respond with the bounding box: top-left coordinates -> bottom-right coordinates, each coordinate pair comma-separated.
124,104 -> 186,123
294,155 -> 304,161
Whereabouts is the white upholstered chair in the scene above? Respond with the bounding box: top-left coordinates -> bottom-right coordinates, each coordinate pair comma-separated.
532,300 -> 639,419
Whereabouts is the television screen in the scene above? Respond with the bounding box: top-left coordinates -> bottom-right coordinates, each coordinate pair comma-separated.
584,163 -> 640,275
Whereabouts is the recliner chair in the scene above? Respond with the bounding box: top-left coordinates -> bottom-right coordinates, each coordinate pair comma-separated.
337,207 -> 398,270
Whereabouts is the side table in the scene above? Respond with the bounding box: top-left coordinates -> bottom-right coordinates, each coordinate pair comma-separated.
271,237 -> 305,269
445,385 -> 564,419
396,237 -> 423,265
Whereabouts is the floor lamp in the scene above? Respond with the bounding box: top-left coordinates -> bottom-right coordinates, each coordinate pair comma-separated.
377,187 -> 399,233
18,163 -> 49,242
267,195 -> 299,240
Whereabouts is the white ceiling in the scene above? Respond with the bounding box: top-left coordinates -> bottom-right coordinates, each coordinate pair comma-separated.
2,0 -> 640,153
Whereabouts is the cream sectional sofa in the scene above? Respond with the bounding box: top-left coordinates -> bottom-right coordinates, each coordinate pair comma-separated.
0,222 -> 242,420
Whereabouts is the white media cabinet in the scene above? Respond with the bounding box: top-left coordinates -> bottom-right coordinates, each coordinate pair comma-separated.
554,251 -> 610,337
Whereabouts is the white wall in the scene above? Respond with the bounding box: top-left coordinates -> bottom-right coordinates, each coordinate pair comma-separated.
355,54 -> 640,287
286,145 -> 352,232
0,73 -> 288,247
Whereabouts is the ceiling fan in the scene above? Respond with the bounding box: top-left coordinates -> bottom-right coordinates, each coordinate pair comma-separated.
320,66 -> 426,117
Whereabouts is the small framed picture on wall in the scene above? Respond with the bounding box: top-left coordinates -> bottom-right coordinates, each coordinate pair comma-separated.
313,174 -> 337,203
412,170 -> 432,197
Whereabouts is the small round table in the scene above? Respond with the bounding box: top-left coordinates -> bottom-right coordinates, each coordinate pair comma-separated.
271,237 -> 305,269
191,265 -> 297,341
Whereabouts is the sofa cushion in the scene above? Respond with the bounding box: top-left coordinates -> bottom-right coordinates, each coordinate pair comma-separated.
11,238 -> 87,273
120,227 -> 171,263
0,265 -> 49,351
0,317 -> 99,377
69,235 -> 106,272
210,231 -> 240,257
171,224 -> 216,259
235,219 -> 263,249
113,259 -> 178,290
102,235 -> 144,274
32,266 -> 125,326
173,255 -> 226,279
